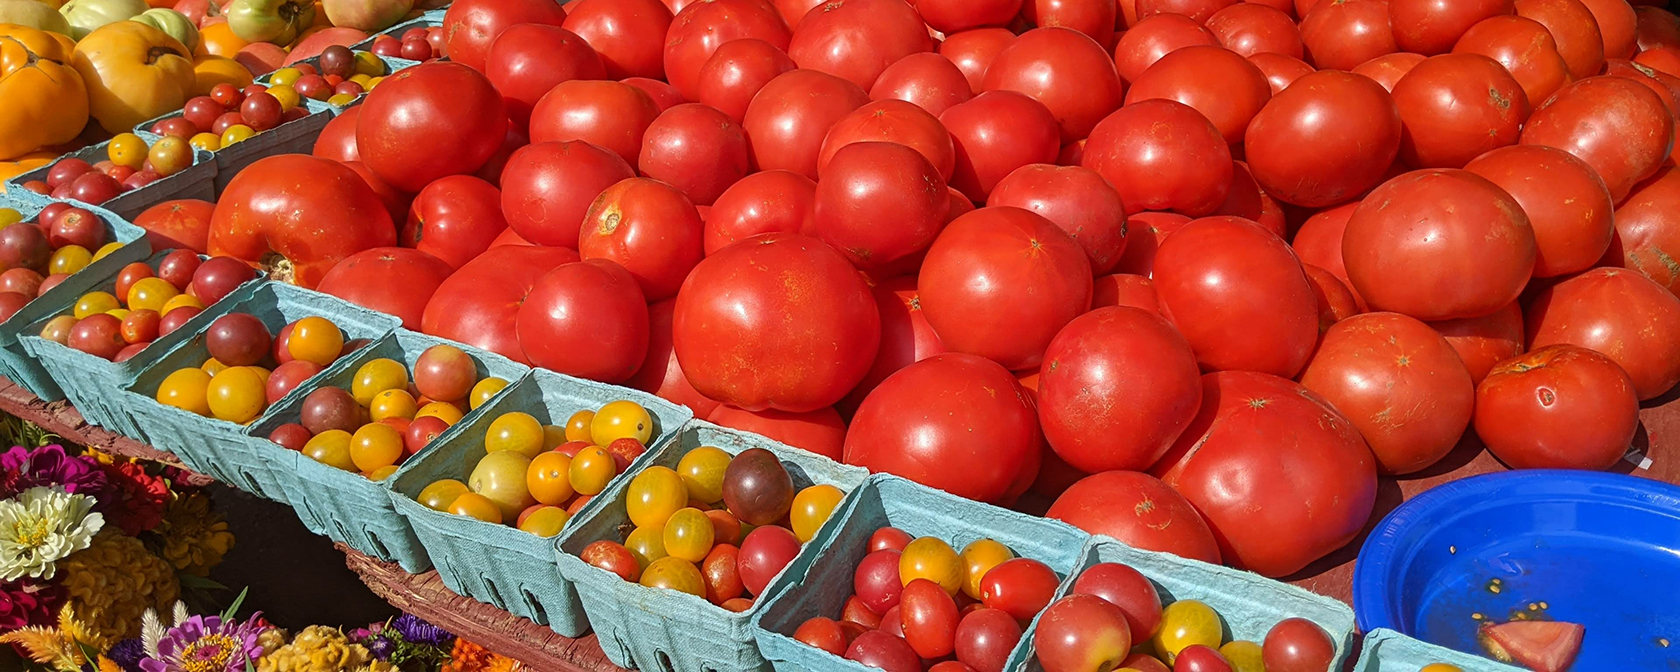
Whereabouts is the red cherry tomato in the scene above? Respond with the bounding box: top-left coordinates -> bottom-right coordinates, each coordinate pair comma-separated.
844,630 -> 921,672
979,557 -> 1059,623
954,607 -> 1024,672
794,617 -> 856,656
1071,562 -> 1162,645
1033,595 -> 1133,672
1174,645 -> 1234,672
737,525 -> 801,596
1261,617 -> 1336,672
870,527 -> 914,553
901,578 -> 961,659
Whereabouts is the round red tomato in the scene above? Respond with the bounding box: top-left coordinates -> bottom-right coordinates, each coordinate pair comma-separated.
1153,216 -> 1318,377
1070,562 -> 1162,646
870,52 -> 974,117
1580,0 -> 1637,59
1039,307 -> 1202,473
901,578 -> 961,659
1605,59 -> 1680,118
813,142 -> 948,273
1114,14 -> 1218,84
356,63 -> 508,193
577,178 -> 704,301
787,0 -> 935,91
317,247 -> 454,330
1453,16 -> 1571,107
939,28 -> 1017,93
527,79 -> 661,165
1033,595 -> 1133,672
209,155 -> 396,289
442,0 -> 568,71
1092,274 -> 1161,314
988,164 -> 1128,273
1249,52 -> 1317,93
1083,100 -> 1233,216
703,170 -> 818,255
845,353 -> 1040,503
838,275 -> 948,416
1515,0 -> 1606,79
818,99 -> 956,179
1392,53 -> 1530,169
979,557 -> 1059,623
955,608 -> 1024,672
1112,211 -> 1190,277
982,27 -> 1124,143
1262,618 -> 1337,672
1474,344 -> 1640,470
134,199 -> 214,253
1046,470 -> 1221,563
485,24 -> 606,131
560,0 -> 673,80
1205,4 -> 1303,58
918,0 -> 1021,33
1391,0 -> 1515,55
1244,70 -> 1401,208
1521,75 -> 1675,202
1342,169 -> 1536,321
706,404 -> 844,459
664,0 -> 792,101
674,233 -> 879,412
499,140 -> 635,249
918,207 -> 1092,371
1125,45 -> 1272,146
1154,371 -> 1376,577
1022,0 -> 1118,48
625,298 -> 722,417
1465,145 -> 1614,278
738,525 -> 801,596
312,105 -> 360,162
421,245 -> 579,363
695,39 -> 797,122
1429,301 -> 1524,386
402,175 -> 508,270
1610,164 -> 1680,294
742,69 -> 870,179
1289,202 -> 1359,298
638,103 -> 752,206
1352,52 -> 1426,92
940,91 -> 1062,202
1527,267 -> 1680,400
1299,0 -> 1397,71
516,259 -> 649,383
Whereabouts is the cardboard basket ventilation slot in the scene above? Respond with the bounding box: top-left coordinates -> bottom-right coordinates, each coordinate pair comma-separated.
7,131 -> 215,220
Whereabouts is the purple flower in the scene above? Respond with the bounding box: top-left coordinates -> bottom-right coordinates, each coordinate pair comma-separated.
0,577 -> 65,630
139,613 -> 266,672
392,614 -> 452,646
365,635 -> 395,660
108,639 -> 146,672
0,445 -> 106,501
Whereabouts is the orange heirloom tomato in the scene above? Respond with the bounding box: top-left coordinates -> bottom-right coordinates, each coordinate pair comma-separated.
194,22 -> 249,59
191,55 -> 253,95
71,22 -> 196,133
0,26 -> 88,160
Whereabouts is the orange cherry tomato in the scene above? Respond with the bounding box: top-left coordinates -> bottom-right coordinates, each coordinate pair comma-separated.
450,492 -> 503,524
526,451 -> 575,505
287,316 -> 344,365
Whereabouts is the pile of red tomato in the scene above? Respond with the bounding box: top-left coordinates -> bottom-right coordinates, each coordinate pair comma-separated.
137,0 -> 1680,582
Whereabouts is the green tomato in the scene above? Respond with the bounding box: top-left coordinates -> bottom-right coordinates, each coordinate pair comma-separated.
224,0 -> 314,45
0,0 -> 72,35
129,8 -> 198,51
59,0 -> 147,40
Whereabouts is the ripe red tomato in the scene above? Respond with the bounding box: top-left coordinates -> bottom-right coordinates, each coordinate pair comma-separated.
901,578 -> 961,658
1453,16 -> 1572,107
317,248 -> 454,330
624,298 -> 722,417
737,525 -> 801,596
1114,14 -> 1218,84
485,25 -> 607,131
1083,100 -> 1233,216
917,0 -> 1021,33
1022,0 -> 1118,48
1391,0 -> 1514,55
978,558 -> 1058,623
499,140 -> 635,248
1176,646 -> 1235,672
1580,0 -> 1637,59
1034,595 -> 1133,672
954,607 -> 1024,672
1515,0 -> 1606,79
794,617 -> 854,655
1112,212 -> 1190,277
1392,53 -> 1530,169
1429,301 -> 1524,386
695,39 -> 798,122
577,178 -> 704,301
421,245 -> 579,363
208,155 -> 396,289
527,80 -> 661,165
441,0 -> 568,72
1205,4 -> 1303,58
1474,344 -> 1640,470
845,631 -> 921,672
703,170 -> 818,255
1262,618 -> 1336,672
560,0 -> 673,80
1154,371 -> 1377,578
516,259 -> 648,383
356,63 -> 508,193
870,53 -> 974,117
987,165 -> 1127,274
1071,563 -> 1162,646
918,207 -> 1092,371
854,548 -> 904,613
673,233 -> 879,412
664,0 -> 792,101
940,91 -> 1062,202
402,175 -> 508,270
638,103 -> 752,206
1352,52 -> 1426,92
1606,59 -> 1680,118
1289,202 -> 1358,297
1609,164 -> 1680,294
1304,264 -> 1361,332
813,142 -> 948,272
313,105 -> 360,162
1521,75 -> 1674,202
1342,169 -> 1537,321
1125,45 -> 1272,146
1527,267 -> 1680,400
1092,274 -> 1161,314
939,28 -> 1018,93
787,0 -> 935,91
1299,0 -> 1397,70
845,353 -> 1041,503
837,276 -> 947,415
706,405 -> 845,460
1137,0 -> 1237,22
1465,145 -> 1613,278
341,160 -> 415,226
983,27 -> 1124,142
742,69 -> 870,179
818,99 -> 956,179
1249,52 -> 1316,93
1244,70 -> 1401,208
134,199 -> 214,253
1046,470 -> 1220,563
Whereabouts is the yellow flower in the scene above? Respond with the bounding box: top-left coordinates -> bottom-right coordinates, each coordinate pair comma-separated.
0,604 -> 101,671
59,530 -> 179,644
485,654 -> 527,672
156,492 -> 235,576
257,625 -> 377,672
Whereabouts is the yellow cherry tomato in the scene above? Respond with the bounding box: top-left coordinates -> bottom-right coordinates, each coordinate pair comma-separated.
92,242 -> 123,261
205,366 -> 266,423
267,84 -> 300,111
569,446 -> 616,495
486,411 -> 544,458
526,451 -> 575,505
304,430 -> 356,471
349,73 -> 372,86
370,389 -> 418,422
189,133 -> 221,151
201,358 -> 228,376
1153,600 -> 1224,665
626,466 -> 686,530
900,537 -> 964,596
74,292 -> 119,319
220,125 -> 255,146
1219,641 -> 1264,672
625,525 -> 666,569
418,479 -> 469,511
675,445 -> 730,504
366,76 -> 385,89
0,209 -> 20,227
350,422 -> 404,472
327,93 -> 357,106
959,538 -> 1015,600
156,368 -> 211,416
518,506 -> 569,537
791,484 -> 845,543
469,450 -> 536,521
470,377 -> 508,410
662,507 -> 714,563
366,465 -> 399,481
269,67 -> 302,86
49,246 -> 91,275
105,308 -> 131,320
591,400 -> 652,446
640,556 -> 705,597
416,401 -> 464,425
161,294 -> 205,315
287,316 -> 343,365
126,277 -> 180,312
542,424 -> 566,449
1420,665 -> 1463,672
354,51 -> 386,76
565,409 -> 595,442
449,492 -> 502,524
352,358 -> 408,406
107,133 -> 149,169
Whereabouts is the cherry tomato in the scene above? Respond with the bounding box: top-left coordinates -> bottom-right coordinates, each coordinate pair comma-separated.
449,492 -> 503,524
352,358 -> 409,406
626,465 -> 687,529
1219,641 -> 1264,672
471,377 -> 509,410
737,524 -> 801,596
677,445 -> 732,504
978,557 -> 1058,623
845,630 -> 921,672
565,409 -> 595,442
900,537 -> 964,596
1175,645 -> 1235,672
954,607 -> 1023,672
369,389 -> 418,422
842,594 -> 883,629
855,548 -> 905,614
789,484 -> 843,543
721,447 -> 795,526
959,539 -> 1014,601
518,506 -> 569,537
1153,600 -> 1224,665
582,540 -> 642,581
157,368 -> 212,416
288,316 -> 344,366
206,366 -> 267,423
1261,618 -> 1335,672
527,451 -> 575,505
1034,595 -> 1133,672
626,524 -> 667,569
590,400 -> 653,446
1073,562 -> 1163,644
487,411 -> 545,458
663,507 -> 716,562
794,617 -> 853,656
641,556 -> 706,597
469,451 -> 535,520
418,479 -> 469,511
901,578 -> 961,659
570,445 -> 617,495
870,527 -> 913,553
349,422 -> 404,472
701,543 -> 744,604
413,344 -> 478,402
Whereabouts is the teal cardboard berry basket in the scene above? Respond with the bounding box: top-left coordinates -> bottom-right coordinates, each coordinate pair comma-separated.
255,53 -> 416,109
557,421 -> 869,672
387,368 -> 691,636
245,328 -> 528,573
6,131 -> 215,220
1354,628 -> 1523,672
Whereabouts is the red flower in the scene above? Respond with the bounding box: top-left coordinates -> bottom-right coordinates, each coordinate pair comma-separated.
97,461 -> 171,535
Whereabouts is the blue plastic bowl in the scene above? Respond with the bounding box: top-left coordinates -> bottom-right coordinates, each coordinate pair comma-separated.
1353,470 -> 1680,670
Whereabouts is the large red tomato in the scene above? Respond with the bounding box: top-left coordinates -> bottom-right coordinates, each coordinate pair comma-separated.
421,245 -> 579,363
1045,470 -> 1221,564
707,404 -> 846,460
918,207 -> 1093,371
1392,53 -> 1530,169
983,27 -> 1125,143
621,78 -> 685,110
356,63 -> 509,193
1352,52 -> 1427,92
988,164 -> 1128,274
813,142 -> 948,273
1452,16 -> 1572,108
485,25 -> 607,131
1152,216 -> 1318,377
527,79 -> 661,165
1153,371 -> 1377,577
1113,14 -> 1218,84
787,0 -> 935,91
1124,45 -> 1272,146
1092,273 -> 1162,313
704,170 -> 818,255
402,175 -> 508,270
1390,0 -> 1514,55
1527,267 -> 1680,400
838,275 -> 947,416
1609,164 -> 1680,294
1039,307 -> 1202,472
517,259 -> 649,383
1637,6 -> 1680,52
1205,3 -> 1303,58
664,0 -> 792,101
317,247 -> 454,330
1606,59 -> 1680,118
638,103 -> 752,206
442,0 -> 568,72
313,105 -> 359,162
1082,100 -> 1233,216
939,28 -> 1018,93
1250,52 -> 1317,93
1579,0 -> 1637,59
1244,70 -> 1401,208
1465,145 -> 1613,278
1343,170 -> 1536,321
818,99 -> 956,180
742,69 -> 870,179
134,199 -> 214,253
869,53 -> 974,118
1021,0 -> 1118,49
673,233 -> 879,412
1214,160 -> 1287,237
940,91 -> 1063,202
1289,202 -> 1359,299
1299,312 -> 1474,474
208,155 -> 396,289
1136,0 -> 1237,23
1111,211 -> 1190,276
1299,0 -> 1397,71
1474,344 -> 1640,471
1429,301 -> 1524,386
1515,0 -> 1606,79
625,298 -> 721,417
499,140 -> 635,249
917,0 -> 1022,33
844,353 -> 1041,503
696,39 -> 798,122
577,178 -> 705,301
1521,75 -> 1674,202
560,0 -> 672,80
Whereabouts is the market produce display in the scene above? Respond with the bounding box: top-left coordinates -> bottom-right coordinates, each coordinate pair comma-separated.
19,133 -> 197,200
32,250 -> 253,361
0,204 -> 125,303
151,313 -> 348,422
